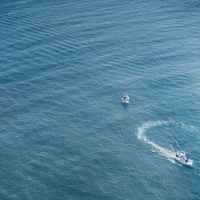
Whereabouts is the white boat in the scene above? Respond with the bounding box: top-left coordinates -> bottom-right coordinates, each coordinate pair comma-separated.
122,94 -> 130,104
175,152 -> 193,166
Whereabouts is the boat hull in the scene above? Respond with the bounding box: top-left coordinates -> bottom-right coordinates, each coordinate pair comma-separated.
175,157 -> 193,167
122,99 -> 129,104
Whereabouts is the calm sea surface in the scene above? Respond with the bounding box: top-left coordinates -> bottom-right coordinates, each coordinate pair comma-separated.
1,0 -> 200,199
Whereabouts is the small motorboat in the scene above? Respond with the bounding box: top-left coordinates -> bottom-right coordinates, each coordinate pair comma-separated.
175,152 -> 193,166
122,94 -> 130,104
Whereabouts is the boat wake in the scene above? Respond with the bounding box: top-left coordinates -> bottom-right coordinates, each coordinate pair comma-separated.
136,120 -> 193,165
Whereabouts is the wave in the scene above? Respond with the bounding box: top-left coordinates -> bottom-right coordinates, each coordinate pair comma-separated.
136,120 -> 195,165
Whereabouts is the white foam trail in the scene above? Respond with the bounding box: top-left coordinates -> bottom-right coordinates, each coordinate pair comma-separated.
136,120 -> 178,163
136,120 -> 197,166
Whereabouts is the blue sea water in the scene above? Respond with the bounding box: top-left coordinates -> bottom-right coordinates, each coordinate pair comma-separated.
1,0 -> 200,199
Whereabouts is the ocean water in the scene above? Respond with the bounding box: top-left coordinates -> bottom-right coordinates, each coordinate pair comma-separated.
1,0 -> 200,199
